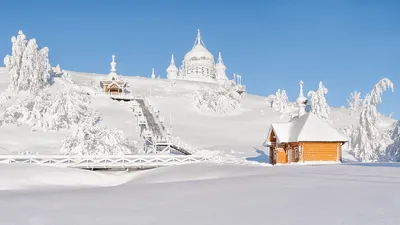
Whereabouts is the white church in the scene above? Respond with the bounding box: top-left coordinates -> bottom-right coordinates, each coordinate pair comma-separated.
166,29 -> 229,83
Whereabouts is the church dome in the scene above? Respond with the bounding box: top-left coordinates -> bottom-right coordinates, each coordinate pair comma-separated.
184,43 -> 214,62
180,29 -> 216,80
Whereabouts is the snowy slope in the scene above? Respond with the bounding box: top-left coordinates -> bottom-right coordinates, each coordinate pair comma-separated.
64,71 -> 358,161
0,163 -> 137,191
2,68 -> 396,161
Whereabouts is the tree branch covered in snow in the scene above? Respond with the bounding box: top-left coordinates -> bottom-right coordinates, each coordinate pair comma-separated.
0,91 -> 11,108
308,81 -> 330,121
3,31 -> 53,93
61,123 -> 138,155
193,82 -> 243,113
369,78 -> 394,106
0,86 -> 100,131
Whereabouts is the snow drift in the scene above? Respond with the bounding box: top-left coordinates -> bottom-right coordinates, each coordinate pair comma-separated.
0,163 -> 137,191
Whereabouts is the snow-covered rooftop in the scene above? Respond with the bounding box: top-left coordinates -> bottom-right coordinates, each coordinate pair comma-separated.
271,112 -> 349,143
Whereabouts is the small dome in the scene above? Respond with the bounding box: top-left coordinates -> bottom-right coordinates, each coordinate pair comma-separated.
296,95 -> 307,105
215,62 -> 226,70
167,64 -> 178,73
167,55 -> 178,73
215,52 -> 226,70
296,80 -> 308,105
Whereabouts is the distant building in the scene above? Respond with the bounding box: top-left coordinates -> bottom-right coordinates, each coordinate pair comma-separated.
100,55 -> 127,95
166,29 -> 229,83
265,81 -> 348,165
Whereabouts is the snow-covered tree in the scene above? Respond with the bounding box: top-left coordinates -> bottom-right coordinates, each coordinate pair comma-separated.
61,123 -> 137,155
265,94 -> 275,107
350,78 -> 394,161
0,91 -> 11,108
0,86 -> 100,131
3,31 -> 52,93
347,91 -> 363,116
270,89 -> 292,113
386,121 -> 400,162
308,81 -> 330,120
194,82 -> 242,113
3,31 -> 27,89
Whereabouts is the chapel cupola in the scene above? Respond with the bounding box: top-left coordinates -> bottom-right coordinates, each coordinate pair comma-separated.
296,80 -> 308,117
215,52 -> 228,81
166,54 -> 179,79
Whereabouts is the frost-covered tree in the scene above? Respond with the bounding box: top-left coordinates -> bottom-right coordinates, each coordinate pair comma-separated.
271,89 -> 291,113
386,121 -> 400,161
61,123 -> 137,155
350,78 -> 394,161
347,91 -> 363,116
3,31 -> 52,93
0,86 -> 100,131
194,82 -> 242,113
265,94 -> 275,107
0,91 -> 11,108
307,81 -> 330,120
3,31 -> 27,89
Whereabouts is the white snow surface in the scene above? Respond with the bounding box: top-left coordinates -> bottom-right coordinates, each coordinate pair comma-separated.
0,163 -> 137,191
1,162 -> 400,225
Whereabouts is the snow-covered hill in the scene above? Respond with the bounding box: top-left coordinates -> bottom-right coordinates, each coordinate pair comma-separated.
1,30 -> 397,161
1,66 -> 398,162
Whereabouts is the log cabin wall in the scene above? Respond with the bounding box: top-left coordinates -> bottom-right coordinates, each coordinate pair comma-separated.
270,130 -> 277,143
269,148 -> 275,164
269,130 -> 279,164
288,143 -> 300,163
276,148 -> 287,164
301,142 -> 340,162
337,142 -> 342,162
